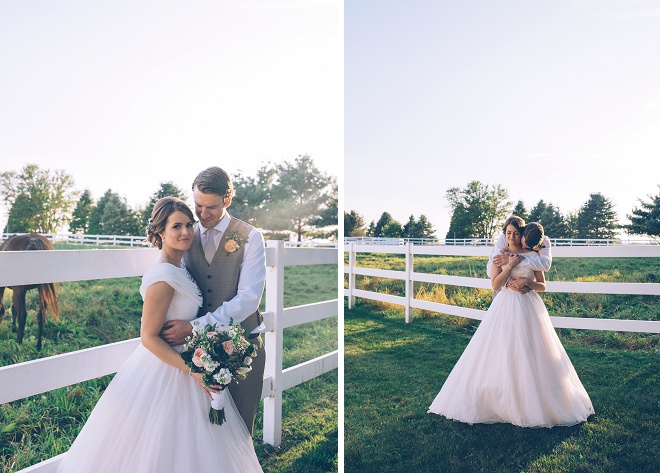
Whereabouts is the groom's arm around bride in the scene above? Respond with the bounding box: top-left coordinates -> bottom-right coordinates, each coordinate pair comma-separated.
160,166 -> 267,436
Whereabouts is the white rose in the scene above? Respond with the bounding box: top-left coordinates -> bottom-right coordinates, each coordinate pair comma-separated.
214,368 -> 232,385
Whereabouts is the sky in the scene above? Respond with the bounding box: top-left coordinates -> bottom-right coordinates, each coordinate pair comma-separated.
345,0 -> 660,238
0,0 -> 341,230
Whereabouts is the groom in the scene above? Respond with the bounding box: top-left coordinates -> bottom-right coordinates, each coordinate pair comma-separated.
487,218 -> 553,293
161,166 -> 267,436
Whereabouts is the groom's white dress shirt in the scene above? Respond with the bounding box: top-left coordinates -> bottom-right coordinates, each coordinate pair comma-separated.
188,213 -> 267,335
486,233 -> 552,278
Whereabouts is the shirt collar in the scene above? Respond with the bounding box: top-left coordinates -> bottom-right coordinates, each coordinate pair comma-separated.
200,212 -> 231,235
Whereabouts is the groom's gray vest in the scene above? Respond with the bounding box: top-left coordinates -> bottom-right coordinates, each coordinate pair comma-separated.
184,217 -> 263,335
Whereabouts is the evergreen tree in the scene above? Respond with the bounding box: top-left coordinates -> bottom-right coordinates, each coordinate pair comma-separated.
576,193 -> 618,239
366,221 -> 376,237
528,200 -> 569,238
626,187 -> 660,239
402,215 -> 417,238
69,189 -> 94,234
89,190 -> 142,236
414,214 -> 436,239
344,210 -> 366,237
512,200 -> 529,222
373,212 -> 393,237
528,200 -> 548,224
142,182 -> 186,228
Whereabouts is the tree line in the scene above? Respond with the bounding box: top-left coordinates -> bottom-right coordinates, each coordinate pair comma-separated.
1,155 -> 337,241
346,180 -> 660,240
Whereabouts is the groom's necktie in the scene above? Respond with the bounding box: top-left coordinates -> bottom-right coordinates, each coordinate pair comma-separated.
204,228 -> 218,264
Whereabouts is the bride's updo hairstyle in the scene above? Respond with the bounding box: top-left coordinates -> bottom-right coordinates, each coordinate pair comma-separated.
146,196 -> 196,249
502,215 -> 525,234
523,222 -> 545,251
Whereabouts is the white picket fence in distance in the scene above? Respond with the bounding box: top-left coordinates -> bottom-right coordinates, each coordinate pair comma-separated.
344,242 -> 660,333
0,241 -> 338,472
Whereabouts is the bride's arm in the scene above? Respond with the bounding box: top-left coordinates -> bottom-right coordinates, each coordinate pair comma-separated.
141,282 -> 220,398
525,271 -> 546,292
490,253 -> 523,291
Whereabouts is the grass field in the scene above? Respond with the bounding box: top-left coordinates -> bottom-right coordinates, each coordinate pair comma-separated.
0,245 -> 338,473
344,253 -> 659,473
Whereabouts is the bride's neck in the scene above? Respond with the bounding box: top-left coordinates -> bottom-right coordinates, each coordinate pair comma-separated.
158,247 -> 183,267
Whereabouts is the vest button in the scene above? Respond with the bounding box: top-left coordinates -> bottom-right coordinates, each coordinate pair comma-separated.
207,289 -> 213,293
207,275 -> 212,279
207,303 -> 212,308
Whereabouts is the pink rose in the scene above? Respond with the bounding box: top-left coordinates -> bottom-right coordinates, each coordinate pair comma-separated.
206,331 -> 218,340
222,340 -> 235,356
192,348 -> 205,367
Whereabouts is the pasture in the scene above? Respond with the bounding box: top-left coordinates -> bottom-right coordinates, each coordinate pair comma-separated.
0,243 -> 338,473
344,253 -> 659,473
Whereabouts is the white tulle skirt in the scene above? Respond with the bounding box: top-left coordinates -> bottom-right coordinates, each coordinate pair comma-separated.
428,288 -> 594,428
55,344 -> 263,473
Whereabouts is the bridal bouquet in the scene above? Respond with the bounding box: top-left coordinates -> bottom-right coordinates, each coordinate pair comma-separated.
182,319 -> 257,425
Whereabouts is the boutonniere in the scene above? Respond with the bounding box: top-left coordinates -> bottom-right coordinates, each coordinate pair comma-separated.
224,232 -> 248,254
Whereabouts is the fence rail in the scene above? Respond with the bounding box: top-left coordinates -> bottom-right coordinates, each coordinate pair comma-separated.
344,236 -> 660,246
344,242 -> 660,333
1,233 -> 337,248
0,241 -> 338,472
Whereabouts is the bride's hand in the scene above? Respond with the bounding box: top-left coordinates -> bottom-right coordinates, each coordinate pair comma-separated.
190,372 -> 222,400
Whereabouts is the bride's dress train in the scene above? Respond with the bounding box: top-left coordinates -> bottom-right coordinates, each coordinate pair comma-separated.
55,263 -> 263,472
428,263 -> 594,428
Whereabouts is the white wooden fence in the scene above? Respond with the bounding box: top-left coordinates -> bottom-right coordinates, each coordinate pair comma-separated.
1,233 -> 338,248
344,242 -> 660,333
0,240 -> 338,472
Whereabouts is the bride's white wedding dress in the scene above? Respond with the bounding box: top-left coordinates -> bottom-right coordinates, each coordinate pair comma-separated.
428,259 -> 594,427
55,263 -> 263,472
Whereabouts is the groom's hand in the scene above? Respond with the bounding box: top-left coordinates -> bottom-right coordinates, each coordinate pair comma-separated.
507,277 -> 531,294
160,320 -> 193,346
493,251 -> 508,267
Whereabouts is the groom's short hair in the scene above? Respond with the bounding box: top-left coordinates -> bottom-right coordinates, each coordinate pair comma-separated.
193,167 -> 236,200
523,222 -> 544,249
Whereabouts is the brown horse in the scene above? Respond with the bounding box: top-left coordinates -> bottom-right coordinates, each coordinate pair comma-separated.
0,233 -> 58,350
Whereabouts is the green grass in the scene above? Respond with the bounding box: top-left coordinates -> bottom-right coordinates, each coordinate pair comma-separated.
0,255 -> 338,473
345,303 -> 660,473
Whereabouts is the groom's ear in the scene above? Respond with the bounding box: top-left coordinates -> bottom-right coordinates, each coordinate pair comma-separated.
223,196 -> 233,208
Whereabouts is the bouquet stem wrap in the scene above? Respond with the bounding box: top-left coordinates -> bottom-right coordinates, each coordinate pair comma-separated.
209,389 -> 227,425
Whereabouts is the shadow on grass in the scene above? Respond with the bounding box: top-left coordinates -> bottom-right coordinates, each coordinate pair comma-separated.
345,304 -> 660,473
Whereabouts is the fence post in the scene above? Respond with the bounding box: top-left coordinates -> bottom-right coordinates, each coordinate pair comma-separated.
348,242 -> 356,309
405,242 -> 413,323
263,240 -> 284,446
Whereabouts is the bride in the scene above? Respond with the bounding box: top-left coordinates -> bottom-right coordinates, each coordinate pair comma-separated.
428,216 -> 594,427
55,197 -> 263,472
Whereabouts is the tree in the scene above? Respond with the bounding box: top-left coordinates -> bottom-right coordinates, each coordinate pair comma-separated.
626,187 -> 660,239
366,221 -> 376,237
89,190 -> 142,236
414,214 -> 436,239
402,214 -> 436,239
69,189 -> 95,234
1,164 -> 78,232
268,155 -> 335,241
382,220 -> 403,238
445,181 -> 511,239
512,200 -> 529,222
576,193 -> 618,239
373,212 -> 393,238
344,210 -> 366,237
142,182 -> 187,228
528,200 -> 570,238
6,193 -> 40,232
230,165 -> 276,227
402,215 -> 417,238
310,178 -> 338,237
